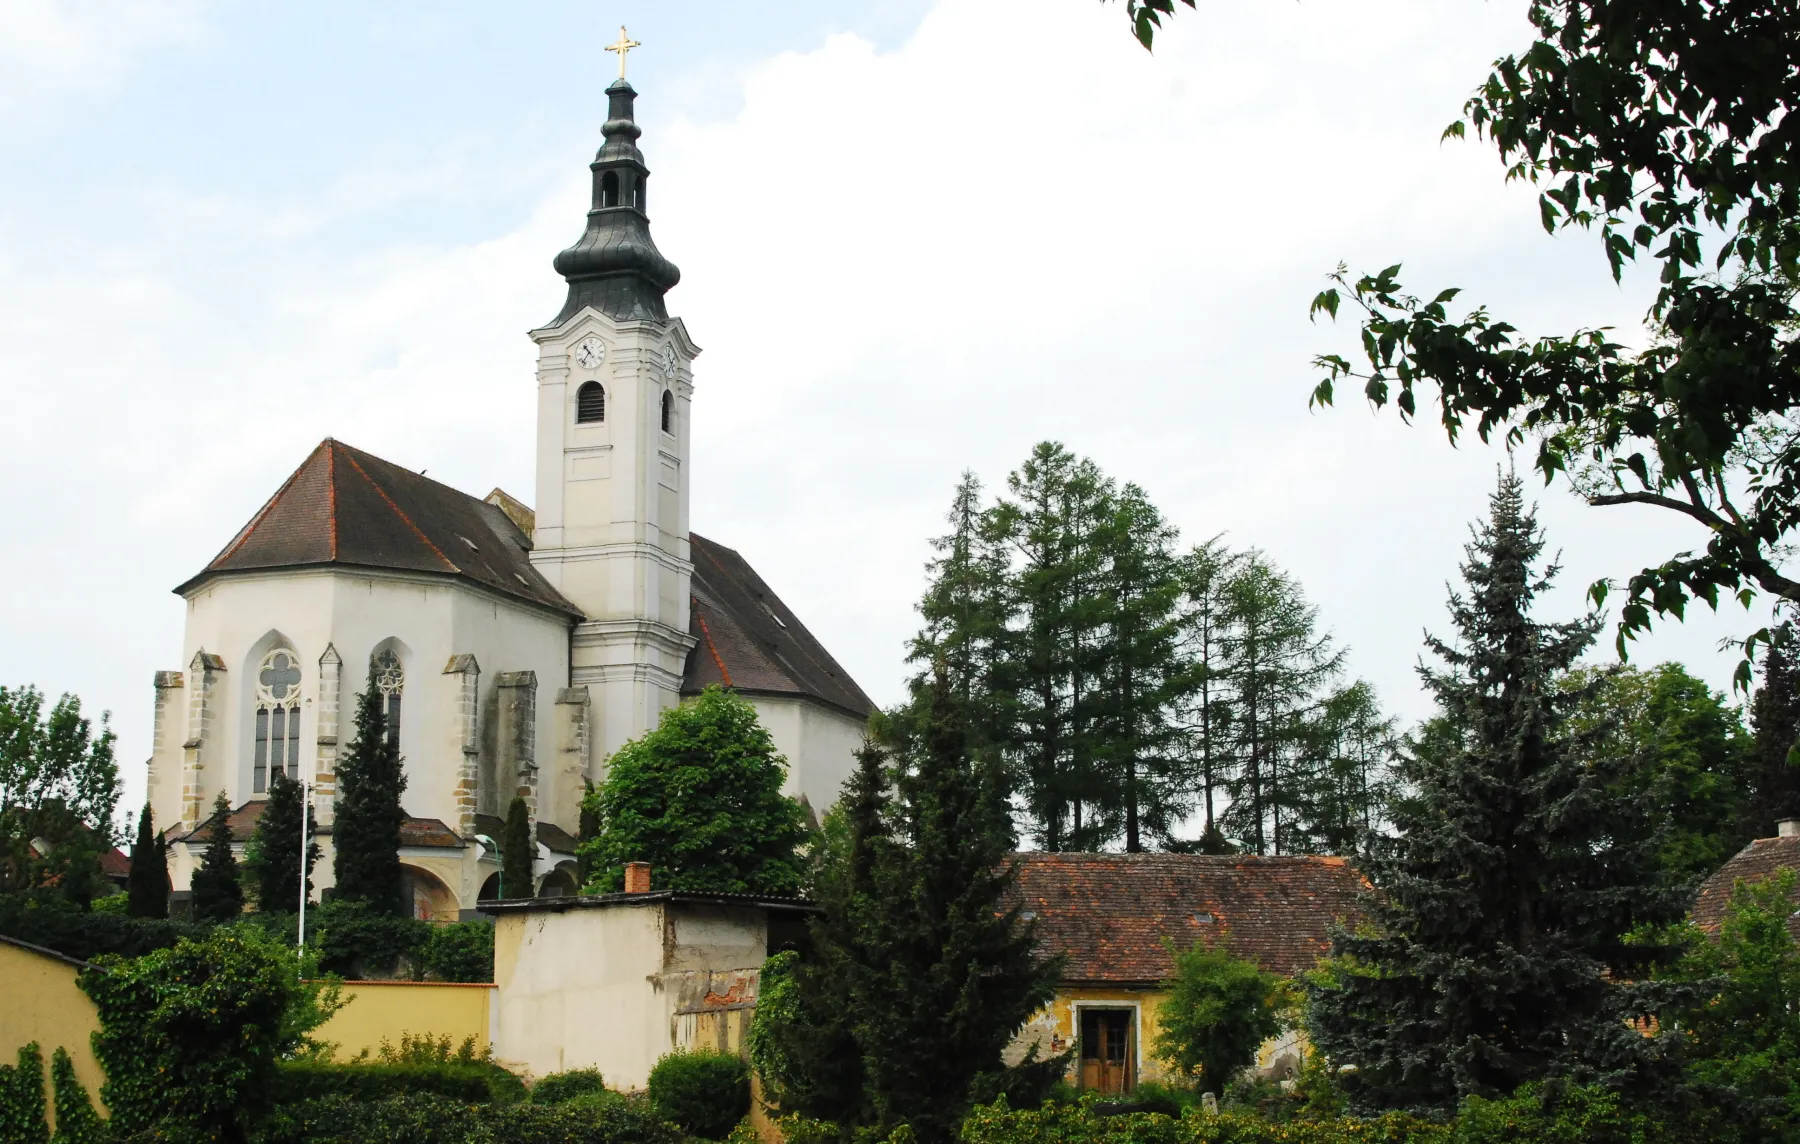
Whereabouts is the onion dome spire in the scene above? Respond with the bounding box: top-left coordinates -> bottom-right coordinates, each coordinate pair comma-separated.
550,76 -> 681,325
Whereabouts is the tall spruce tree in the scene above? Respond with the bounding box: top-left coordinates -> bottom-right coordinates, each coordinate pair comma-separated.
1307,471 -> 1689,1113
501,797 -> 534,900
333,669 -> 407,914
244,770 -> 318,913
126,802 -> 167,919
189,790 -> 243,922
1746,632 -> 1800,836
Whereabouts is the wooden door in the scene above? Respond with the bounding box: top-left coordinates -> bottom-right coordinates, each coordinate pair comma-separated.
1078,1009 -> 1134,1094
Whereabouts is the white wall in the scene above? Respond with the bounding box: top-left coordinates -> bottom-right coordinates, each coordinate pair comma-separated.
148,567 -> 572,899
744,695 -> 867,817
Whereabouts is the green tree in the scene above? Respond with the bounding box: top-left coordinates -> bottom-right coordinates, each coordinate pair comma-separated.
81,928 -> 337,1143
1292,679 -> 1397,857
1218,553 -> 1345,855
1170,537 -> 1241,851
1307,472 -> 1688,1114
332,669 -> 406,915
243,771 -> 317,914
501,796 -> 534,900
189,790 -> 244,923
126,802 -> 168,920
1566,663 -> 1754,882
0,687 -> 119,907
1152,940 -> 1290,1092
575,779 -> 600,888
578,687 -> 807,895
1308,1 -> 1800,678
1745,635 -> 1800,835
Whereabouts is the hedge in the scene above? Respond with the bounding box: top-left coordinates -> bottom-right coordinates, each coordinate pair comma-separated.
646,1050 -> 751,1140
253,1092 -> 682,1144
272,1060 -> 525,1106
0,896 -> 201,962
959,1101 -> 1446,1144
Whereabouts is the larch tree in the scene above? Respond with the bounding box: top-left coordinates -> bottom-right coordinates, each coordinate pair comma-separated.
1171,537 -> 1241,852
1307,471 -> 1690,1113
332,669 -> 407,915
189,790 -> 244,922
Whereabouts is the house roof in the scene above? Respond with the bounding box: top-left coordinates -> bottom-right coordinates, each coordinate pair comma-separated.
175,799 -> 464,850
481,888 -> 818,916
1692,833 -> 1800,942
176,439 -> 582,620
684,534 -> 875,720
1008,852 -> 1367,983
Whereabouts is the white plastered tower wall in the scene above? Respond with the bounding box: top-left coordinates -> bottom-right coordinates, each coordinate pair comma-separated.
529,308 -> 700,768
144,568 -> 571,905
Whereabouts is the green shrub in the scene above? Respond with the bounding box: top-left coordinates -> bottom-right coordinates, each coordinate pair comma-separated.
647,1051 -> 750,1140
0,1042 -> 47,1144
254,1091 -> 681,1144
957,1096 -> 1451,1144
271,1060 -> 519,1106
1152,941 -> 1290,1092
533,1068 -> 607,1104
0,892 -> 200,961
422,922 -> 494,983
89,893 -> 128,916
48,1047 -> 105,1144
310,899 -> 431,979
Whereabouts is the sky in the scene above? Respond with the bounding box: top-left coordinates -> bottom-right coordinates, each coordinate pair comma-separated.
0,0 -> 1767,822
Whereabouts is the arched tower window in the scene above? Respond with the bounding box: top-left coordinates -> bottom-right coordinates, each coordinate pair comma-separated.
660,388 -> 674,433
601,171 -> 620,208
372,649 -> 404,745
576,381 -> 605,423
633,177 -> 645,211
253,648 -> 303,793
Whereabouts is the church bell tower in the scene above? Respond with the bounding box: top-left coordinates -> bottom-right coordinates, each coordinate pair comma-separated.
529,61 -> 698,762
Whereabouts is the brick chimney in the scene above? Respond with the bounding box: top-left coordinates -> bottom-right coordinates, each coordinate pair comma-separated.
623,862 -> 652,894
1779,819 -> 1800,839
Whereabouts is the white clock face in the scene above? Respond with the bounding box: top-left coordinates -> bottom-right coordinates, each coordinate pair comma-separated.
661,344 -> 677,371
574,337 -> 605,370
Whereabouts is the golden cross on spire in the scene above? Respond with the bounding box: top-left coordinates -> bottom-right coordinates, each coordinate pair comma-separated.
605,26 -> 640,80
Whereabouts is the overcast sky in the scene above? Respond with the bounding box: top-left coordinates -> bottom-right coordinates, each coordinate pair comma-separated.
0,0 -> 1765,820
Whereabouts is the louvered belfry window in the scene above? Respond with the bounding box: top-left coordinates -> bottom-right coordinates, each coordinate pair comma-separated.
253,649 -> 303,793
577,381 -> 605,423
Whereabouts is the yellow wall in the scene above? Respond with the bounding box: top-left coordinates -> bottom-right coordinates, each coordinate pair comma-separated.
316,981 -> 493,1062
0,939 -> 107,1125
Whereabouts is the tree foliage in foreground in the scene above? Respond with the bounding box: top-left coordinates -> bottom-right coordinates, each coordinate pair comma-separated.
578,686 -> 808,895
127,801 -> 169,919
243,770 -> 318,915
1152,940 -> 1290,1092
1309,0 -> 1800,680
332,670 -> 407,916
190,789 -> 245,923
0,685 -> 120,908
749,680 -> 1063,1144
1308,472 -> 1690,1114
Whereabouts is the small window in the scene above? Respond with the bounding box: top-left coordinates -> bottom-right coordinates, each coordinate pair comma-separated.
601,171 -> 619,208
577,381 -> 605,423
633,178 -> 645,210
660,388 -> 673,433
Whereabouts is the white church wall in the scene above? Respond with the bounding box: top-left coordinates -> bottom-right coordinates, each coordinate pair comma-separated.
158,567 -> 571,898
743,695 -> 867,818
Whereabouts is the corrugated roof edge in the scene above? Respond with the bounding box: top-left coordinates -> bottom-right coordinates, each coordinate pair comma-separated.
0,932 -> 93,971
479,890 -> 819,915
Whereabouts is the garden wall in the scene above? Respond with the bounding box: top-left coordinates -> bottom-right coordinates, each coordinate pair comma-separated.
0,935 -> 106,1117
317,980 -> 494,1060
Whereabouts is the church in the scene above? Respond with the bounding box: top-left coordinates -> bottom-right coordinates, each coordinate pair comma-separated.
144,72 -> 875,918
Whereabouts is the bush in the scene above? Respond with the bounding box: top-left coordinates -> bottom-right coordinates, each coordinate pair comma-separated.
0,1042 -> 47,1144
1152,941 -> 1290,1091
0,892 -> 201,961
422,922 -> 494,983
647,1051 -> 751,1140
957,1097 -> 1451,1144
310,899 -> 430,979
272,1060 -> 521,1107
533,1068 -> 607,1104
254,1091 -> 681,1144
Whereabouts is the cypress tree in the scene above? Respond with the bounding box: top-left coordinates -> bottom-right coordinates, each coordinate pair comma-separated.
125,803 -> 167,919
188,790 -> 243,922
1307,472 -> 1689,1113
333,669 -> 407,915
244,771 -> 318,913
501,797 -> 534,900
575,780 -> 599,888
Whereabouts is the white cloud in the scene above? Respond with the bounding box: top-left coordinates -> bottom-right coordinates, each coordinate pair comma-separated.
0,0 -> 1763,820
0,0 -> 202,119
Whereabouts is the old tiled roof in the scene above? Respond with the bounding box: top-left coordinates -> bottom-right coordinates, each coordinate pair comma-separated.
175,799 -> 464,850
1009,852 -> 1367,983
1693,834 -> 1800,942
175,439 -> 581,620
684,533 -> 874,720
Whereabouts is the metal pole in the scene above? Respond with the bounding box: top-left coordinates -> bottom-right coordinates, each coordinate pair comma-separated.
297,778 -> 309,948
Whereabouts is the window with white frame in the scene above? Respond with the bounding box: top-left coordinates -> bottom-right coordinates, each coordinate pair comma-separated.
253,648 -> 303,793
373,648 -> 403,745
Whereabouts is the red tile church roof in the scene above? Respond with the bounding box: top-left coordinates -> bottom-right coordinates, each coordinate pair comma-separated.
1009,852 -> 1367,984
175,439 -> 582,619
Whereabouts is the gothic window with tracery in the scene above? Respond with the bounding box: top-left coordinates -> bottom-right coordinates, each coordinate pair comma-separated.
254,649 -> 303,793
373,649 -> 403,745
